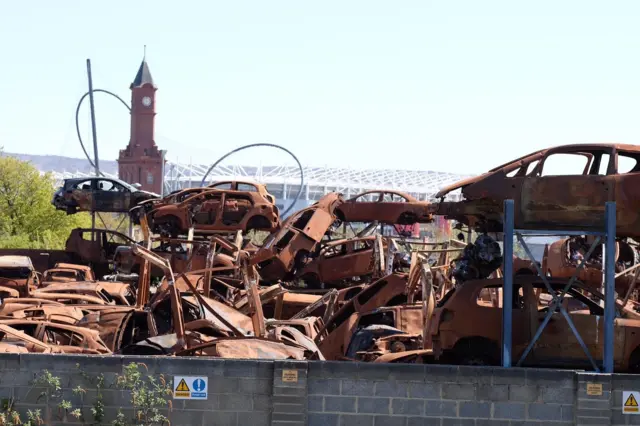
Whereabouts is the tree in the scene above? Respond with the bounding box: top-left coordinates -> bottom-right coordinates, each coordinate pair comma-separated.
0,153 -> 91,249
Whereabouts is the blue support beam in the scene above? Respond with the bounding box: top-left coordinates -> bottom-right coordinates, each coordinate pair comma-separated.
603,201 -> 616,373
502,199 -> 514,368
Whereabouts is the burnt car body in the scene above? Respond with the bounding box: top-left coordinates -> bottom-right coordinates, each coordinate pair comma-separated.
335,190 -> 433,225
52,177 -> 158,214
148,189 -> 280,236
0,255 -> 39,297
0,319 -> 111,354
251,193 -> 344,282
42,263 -> 95,284
296,236 -> 378,288
131,180 -> 276,225
317,273 -> 411,360
344,304 -> 424,362
435,144 -> 640,237
429,277 -> 640,372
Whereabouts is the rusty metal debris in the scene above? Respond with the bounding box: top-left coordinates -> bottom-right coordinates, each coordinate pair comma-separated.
6,160 -> 640,371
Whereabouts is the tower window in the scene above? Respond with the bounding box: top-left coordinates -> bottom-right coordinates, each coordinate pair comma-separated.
147,172 -> 154,185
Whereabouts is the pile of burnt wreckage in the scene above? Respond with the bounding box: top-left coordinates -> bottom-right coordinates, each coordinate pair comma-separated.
2,143 -> 640,372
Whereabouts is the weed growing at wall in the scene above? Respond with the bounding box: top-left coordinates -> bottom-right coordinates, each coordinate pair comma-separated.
112,362 -> 172,426
0,363 -> 172,426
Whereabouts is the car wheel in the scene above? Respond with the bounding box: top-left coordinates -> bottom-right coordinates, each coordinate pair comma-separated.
66,205 -> 77,215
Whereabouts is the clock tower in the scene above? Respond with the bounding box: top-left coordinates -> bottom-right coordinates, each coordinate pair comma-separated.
118,57 -> 165,195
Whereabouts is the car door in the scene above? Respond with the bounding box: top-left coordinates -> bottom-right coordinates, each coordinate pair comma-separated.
612,149 -> 640,235
192,192 -> 222,227
94,179 -> 128,212
520,148 -> 614,229
530,288 -> 624,369
222,193 -> 252,227
319,242 -> 352,282
68,179 -> 94,211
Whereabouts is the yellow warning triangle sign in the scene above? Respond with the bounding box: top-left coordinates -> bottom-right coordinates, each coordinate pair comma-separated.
626,394 -> 639,407
175,379 -> 190,392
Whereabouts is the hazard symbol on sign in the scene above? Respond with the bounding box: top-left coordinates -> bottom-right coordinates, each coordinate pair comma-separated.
623,391 -> 640,414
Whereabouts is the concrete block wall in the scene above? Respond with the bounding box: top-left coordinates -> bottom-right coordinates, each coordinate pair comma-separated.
306,363 -> 575,426
1,353 -> 640,425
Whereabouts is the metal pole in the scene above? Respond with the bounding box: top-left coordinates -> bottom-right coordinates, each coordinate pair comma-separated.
502,199 -> 515,367
86,59 -> 100,237
86,59 -> 100,176
603,201 -> 616,373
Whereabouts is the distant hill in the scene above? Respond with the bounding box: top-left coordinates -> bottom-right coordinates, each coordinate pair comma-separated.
5,153 -> 118,175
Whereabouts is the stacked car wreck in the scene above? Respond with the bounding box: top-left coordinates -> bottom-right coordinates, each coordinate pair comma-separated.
2,143 -> 638,372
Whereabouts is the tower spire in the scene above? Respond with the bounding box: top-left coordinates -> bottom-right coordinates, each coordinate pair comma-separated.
131,53 -> 154,88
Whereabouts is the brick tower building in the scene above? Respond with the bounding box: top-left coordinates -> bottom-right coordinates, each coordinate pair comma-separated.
117,57 -> 164,195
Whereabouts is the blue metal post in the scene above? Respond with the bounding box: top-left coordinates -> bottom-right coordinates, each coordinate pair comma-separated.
603,201 -> 616,373
502,199 -> 515,367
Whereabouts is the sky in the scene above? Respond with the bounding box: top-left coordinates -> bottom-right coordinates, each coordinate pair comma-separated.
1,1 -> 640,175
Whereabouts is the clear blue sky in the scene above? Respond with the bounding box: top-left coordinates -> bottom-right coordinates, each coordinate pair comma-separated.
1,0 -> 639,175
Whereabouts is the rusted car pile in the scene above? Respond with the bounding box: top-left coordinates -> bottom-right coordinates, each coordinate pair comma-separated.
4,143 -> 640,371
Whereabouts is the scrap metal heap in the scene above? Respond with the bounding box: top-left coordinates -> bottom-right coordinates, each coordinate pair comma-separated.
4,143 -> 640,372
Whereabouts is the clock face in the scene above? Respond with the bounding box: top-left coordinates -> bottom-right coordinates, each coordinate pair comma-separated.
142,96 -> 152,107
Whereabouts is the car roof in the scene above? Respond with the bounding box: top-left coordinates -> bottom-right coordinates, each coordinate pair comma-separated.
0,256 -> 33,269
64,176 -> 138,191
435,143 -> 640,197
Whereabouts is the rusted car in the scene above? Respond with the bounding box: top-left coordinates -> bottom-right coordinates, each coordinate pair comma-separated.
0,324 -> 60,353
42,268 -> 83,283
64,228 -> 136,277
52,177 -> 158,214
543,237 -> 637,296
435,144 -> 640,237
251,193 -> 344,282
0,319 -> 111,354
0,255 -> 39,297
317,273 -> 411,360
131,187 -> 209,224
346,304 -> 425,362
296,236 -> 378,288
42,263 -> 95,284
148,189 -> 280,236
77,293 -> 253,352
44,263 -> 95,282
429,276 -> 640,372
335,190 -> 433,225
132,180 -> 276,225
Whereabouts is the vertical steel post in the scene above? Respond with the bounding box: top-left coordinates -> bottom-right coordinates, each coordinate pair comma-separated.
603,201 -> 616,373
502,199 -> 515,367
86,59 -> 100,177
86,59 -> 100,238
